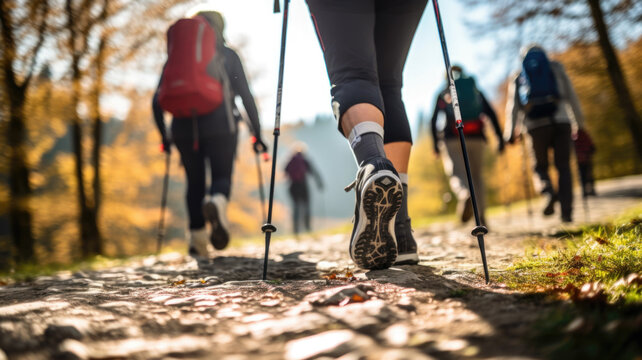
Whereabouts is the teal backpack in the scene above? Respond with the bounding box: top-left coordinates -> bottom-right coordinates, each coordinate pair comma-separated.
454,75 -> 483,121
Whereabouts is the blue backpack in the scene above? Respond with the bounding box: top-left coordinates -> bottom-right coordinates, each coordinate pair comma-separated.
518,49 -> 560,118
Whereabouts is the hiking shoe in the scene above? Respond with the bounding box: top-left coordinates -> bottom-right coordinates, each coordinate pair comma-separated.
543,192 -> 557,216
394,218 -> 419,265
457,196 -> 474,223
344,157 -> 402,270
188,228 -> 210,261
203,194 -> 230,250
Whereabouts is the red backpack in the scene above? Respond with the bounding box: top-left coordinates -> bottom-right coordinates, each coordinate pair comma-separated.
158,16 -> 223,118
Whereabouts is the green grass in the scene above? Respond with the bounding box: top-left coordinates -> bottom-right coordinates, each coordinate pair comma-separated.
499,205 -> 642,360
499,208 -> 642,304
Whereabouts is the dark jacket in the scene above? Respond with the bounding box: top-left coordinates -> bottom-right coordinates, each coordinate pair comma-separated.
429,88 -> 503,154
153,46 -> 261,140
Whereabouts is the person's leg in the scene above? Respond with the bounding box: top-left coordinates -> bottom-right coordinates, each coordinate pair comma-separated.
290,183 -> 305,234
174,137 -> 210,258
202,134 -> 237,250
553,124 -> 573,222
376,0 -> 426,264
528,126 -> 556,215
443,139 -> 474,223
306,0 -> 402,270
578,162 -> 589,196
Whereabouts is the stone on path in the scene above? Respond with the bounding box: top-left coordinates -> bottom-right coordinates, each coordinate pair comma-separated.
57,339 -> 89,360
305,284 -> 374,306
284,330 -> 375,360
45,324 -> 84,343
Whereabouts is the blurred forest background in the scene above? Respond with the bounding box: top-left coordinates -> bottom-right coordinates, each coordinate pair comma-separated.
1,0 -> 640,269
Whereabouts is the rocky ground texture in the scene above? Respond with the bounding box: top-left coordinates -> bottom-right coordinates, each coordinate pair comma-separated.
1,176 -> 641,360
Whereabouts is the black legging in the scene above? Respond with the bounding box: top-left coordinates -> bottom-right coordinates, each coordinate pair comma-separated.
289,181 -> 311,234
529,123 -> 573,218
174,134 -> 237,230
306,0 -> 427,144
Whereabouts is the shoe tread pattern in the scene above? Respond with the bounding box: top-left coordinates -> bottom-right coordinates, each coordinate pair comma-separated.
353,175 -> 402,270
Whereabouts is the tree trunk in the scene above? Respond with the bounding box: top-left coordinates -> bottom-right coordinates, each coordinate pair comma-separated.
70,56 -> 102,258
1,0 -> 36,262
89,37 -> 107,256
587,0 -> 642,159
7,91 -> 34,262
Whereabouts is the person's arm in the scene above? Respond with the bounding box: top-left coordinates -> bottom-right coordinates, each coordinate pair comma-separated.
305,157 -> 324,190
430,94 -> 443,154
227,49 -> 264,146
152,77 -> 171,153
557,63 -> 586,129
480,92 -> 504,152
503,76 -> 521,143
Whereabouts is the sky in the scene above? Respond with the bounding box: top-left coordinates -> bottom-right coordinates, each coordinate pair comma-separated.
119,0 -> 514,131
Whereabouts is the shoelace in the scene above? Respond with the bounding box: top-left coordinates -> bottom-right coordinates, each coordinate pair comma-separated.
344,180 -> 356,192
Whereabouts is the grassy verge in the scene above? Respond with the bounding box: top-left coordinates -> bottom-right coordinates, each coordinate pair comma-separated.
499,206 -> 642,359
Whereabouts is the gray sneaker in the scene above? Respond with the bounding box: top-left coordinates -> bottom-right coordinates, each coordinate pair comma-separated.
394,218 -> 419,265
345,157 -> 403,270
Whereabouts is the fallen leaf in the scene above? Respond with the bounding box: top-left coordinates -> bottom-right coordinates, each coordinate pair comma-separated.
200,279 -> 206,284
172,279 -> 186,286
323,273 -> 337,280
351,294 -> 365,302
345,271 -> 354,278
594,237 -> 608,245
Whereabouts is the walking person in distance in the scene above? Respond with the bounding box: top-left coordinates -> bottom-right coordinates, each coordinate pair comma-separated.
153,11 -> 267,260
505,45 -> 586,223
430,65 -> 505,226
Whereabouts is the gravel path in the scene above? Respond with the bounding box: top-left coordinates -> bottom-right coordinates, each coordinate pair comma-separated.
1,176 -> 640,360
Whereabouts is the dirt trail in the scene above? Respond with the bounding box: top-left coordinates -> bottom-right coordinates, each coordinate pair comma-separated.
1,176 -> 640,360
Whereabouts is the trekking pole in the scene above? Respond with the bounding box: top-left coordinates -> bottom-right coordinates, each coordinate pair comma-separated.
252,136 -> 268,222
156,151 -> 171,254
520,136 -> 534,222
431,0 -> 490,284
261,0 -> 290,280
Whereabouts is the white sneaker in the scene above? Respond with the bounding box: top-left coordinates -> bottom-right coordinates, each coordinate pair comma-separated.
188,228 -> 211,261
203,193 -> 230,250
344,157 -> 402,270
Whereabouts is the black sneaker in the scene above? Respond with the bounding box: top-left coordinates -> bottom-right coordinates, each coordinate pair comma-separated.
203,194 -> 230,250
543,192 -> 557,216
394,218 -> 419,265
457,196 -> 473,223
344,157 -> 402,270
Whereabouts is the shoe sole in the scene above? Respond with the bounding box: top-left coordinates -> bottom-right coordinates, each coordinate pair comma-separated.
203,202 -> 230,250
350,171 -> 402,270
394,253 -> 419,265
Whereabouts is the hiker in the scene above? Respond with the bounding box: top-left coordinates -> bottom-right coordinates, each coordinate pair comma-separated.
305,0 -> 428,269
429,65 -> 504,225
152,11 -> 267,260
284,144 -> 324,235
505,45 -> 586,223
574,129 -> 597,197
